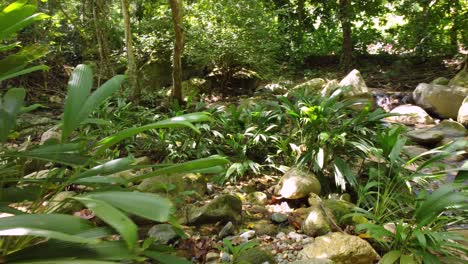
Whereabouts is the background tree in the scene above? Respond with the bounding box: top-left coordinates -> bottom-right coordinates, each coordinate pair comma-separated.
169,0 -> 184,105
121,0 -> 139,102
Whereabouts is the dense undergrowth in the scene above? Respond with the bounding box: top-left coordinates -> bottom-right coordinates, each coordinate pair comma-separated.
1,1 -> 467,264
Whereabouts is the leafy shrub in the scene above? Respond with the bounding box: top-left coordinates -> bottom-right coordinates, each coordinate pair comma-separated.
0,63 -> 228,262
279,88 -> 391,192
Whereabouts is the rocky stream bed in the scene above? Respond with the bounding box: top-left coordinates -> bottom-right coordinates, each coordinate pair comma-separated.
9,68 -> 468,264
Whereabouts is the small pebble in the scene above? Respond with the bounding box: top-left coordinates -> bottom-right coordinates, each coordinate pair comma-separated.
239,230 -> 256,242
271,212 -> 289,223
276,232 -> 286,239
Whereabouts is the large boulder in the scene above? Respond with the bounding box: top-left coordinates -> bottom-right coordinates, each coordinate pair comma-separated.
386,104 -> 434,125
458,96 -> 468,127
407,129 -> 444,146
407,120 -> 467,147
336,69 -> 375,110
413,83 -> 468,119
294,78 -> 326,96
338,69 -> 369,97
185,194 -> 242,225
276,168 -> 321,199
299,232 -> 380,264
448,70 -> 468,87
436,120 -> 468,138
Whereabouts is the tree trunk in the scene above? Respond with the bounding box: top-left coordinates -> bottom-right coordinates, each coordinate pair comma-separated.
121,0 -> 140,103
92,0 -> 113,83
339,0 -> 353,73
169,0 -> 184,105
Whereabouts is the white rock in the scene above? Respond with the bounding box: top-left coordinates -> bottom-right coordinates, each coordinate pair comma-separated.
458,96 -> 468,126
387,104 -> 434,125
239,230 -> 256,242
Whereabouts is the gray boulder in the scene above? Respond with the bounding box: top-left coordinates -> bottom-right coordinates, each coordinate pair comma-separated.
436,120 -> 468,137
299,232 -> 380,264
387,104 -> 434,125
185,194 -> 242,225
276,168 -> 321,199
413,83 -> 468,119
458,96 -> 468,127
407,129 -> 444,146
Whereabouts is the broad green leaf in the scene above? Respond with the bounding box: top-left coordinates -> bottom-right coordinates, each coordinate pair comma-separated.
130,156 -> 229,182
0,109 -> 15,142
0,4 -> 49,40
95,112 -> 212,154
74,157 -> 136,180
62,64 -> 93,141
414,230 -> 427,249
6,143 -> 89,166
0,65 -> 48,82
389,135 -> 406,164
73,197 -> 137,250
380,250 -> 401,264
84,191 -> 173,222
0,185 -> 42,203
400,254 -> 418,264
0,45 -> 48,78
73,176 -> 129,186
11,260 -> 118,264
415,185 -> 466,227
76,75 -> 127,125
21,103 -> 46,113
3,87 -> 25,115
0,203 -> 26,215
5,238 -> 136,262
144,251 -> 191,264
0,214 -> 98,244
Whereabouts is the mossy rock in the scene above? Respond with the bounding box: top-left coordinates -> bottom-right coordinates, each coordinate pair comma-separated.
234,248 -> 277,264
186,194 -> 243,225
322,199 -> 354,226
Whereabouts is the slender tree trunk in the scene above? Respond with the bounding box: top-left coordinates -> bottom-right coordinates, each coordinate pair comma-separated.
121,0 -> 140,103
339,0 -> 353,73
92,0 -> 113,83
448,0 -> 460,54
169,0 -> 184,105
